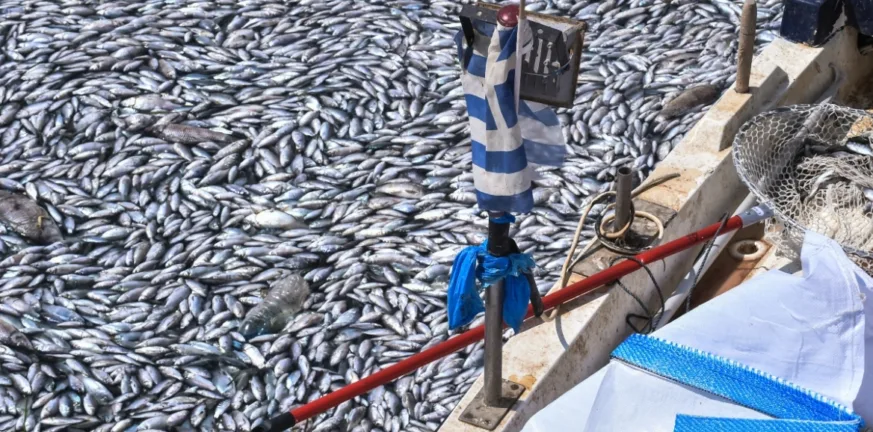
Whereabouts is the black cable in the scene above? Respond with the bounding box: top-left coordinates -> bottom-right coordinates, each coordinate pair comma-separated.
608,256 -> 666,334
684,212 -> 730,314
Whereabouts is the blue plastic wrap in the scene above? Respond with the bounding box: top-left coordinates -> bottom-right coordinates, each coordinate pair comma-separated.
447,240 -> 535,332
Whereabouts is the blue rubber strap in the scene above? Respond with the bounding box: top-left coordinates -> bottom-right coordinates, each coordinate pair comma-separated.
611,334 -> 863,432
489,213 -> 516,224
446,236 -> 536,332
478,251 -> 535,332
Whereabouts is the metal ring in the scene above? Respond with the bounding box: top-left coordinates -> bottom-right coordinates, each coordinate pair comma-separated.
728,239 -> 766,261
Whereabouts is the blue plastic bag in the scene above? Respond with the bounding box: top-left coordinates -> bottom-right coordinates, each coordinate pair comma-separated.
447,241 -> 535,332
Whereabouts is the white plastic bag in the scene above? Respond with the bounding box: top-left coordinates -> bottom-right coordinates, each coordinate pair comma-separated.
522,232 -> 873,432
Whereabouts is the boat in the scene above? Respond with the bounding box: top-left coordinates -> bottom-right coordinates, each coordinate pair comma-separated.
437,2 -> 873,431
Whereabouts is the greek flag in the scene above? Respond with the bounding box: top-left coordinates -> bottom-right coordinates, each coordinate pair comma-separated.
455,17 -> 567,214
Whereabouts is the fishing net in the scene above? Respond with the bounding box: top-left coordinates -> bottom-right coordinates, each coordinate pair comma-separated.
733,104 -> 873,273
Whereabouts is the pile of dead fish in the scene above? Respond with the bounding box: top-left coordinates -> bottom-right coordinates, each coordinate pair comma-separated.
0,0 -> 784,431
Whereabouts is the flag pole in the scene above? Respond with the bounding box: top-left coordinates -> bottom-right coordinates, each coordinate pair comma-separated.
484,212 -> 510,406
481,0 -> 524,411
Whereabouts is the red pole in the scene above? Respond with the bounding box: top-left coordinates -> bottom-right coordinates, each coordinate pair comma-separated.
262,209 -> 760,431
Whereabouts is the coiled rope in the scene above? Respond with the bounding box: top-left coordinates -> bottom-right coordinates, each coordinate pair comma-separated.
544,173 -> 680,321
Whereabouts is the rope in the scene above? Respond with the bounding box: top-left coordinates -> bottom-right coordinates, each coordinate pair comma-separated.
544,173 -> 680,321
597,210 -> 665,255
683,212 -> 729,314
608,256 -> 666,334
600,200 -> 636,239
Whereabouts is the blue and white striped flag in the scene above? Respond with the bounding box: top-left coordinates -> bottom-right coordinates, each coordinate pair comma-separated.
455,17 -> 567,214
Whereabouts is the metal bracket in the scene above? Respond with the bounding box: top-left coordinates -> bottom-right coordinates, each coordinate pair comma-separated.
458,2 -> 586,107
459,380 -> 525,430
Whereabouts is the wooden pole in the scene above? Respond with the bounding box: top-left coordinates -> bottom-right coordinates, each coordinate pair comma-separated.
736,0 -> 757,94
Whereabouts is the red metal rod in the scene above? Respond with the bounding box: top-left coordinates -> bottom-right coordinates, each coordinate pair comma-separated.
538,212 -> 745,312
269,212 -> 749,430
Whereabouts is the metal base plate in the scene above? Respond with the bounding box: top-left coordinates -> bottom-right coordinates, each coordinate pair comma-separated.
458,380 -> 525,430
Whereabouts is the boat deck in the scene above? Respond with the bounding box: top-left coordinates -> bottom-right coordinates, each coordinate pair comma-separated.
442,25 -> 873,432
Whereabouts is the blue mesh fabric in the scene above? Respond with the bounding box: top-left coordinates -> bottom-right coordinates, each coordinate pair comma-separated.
612,334 -> 864,432
674,416 -> 860,432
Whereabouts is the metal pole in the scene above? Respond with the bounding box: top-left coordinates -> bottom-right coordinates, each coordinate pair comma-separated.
736,0 -> 757,94
484,279 -> 505,406
484,212 -> 511,406
613,166 -> 633,236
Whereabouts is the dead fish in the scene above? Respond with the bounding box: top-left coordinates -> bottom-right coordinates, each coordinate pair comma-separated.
119,113 -> 157,131
245,209 -> 307,230
805,169 -> 840,200
151,124 -> 236,144
375,182 -> 425,199
0,318 -> 32,350
660,84 -> 721,119
121,94 -> 181,111
846,142 -> 873,156
0,103 -> 20,126
0,191 -> 63,244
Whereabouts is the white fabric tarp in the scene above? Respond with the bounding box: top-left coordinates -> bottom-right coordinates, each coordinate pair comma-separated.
521,232 -> 873,432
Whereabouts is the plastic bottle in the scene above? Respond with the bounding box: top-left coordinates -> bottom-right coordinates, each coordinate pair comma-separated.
240,273 -> 310,337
